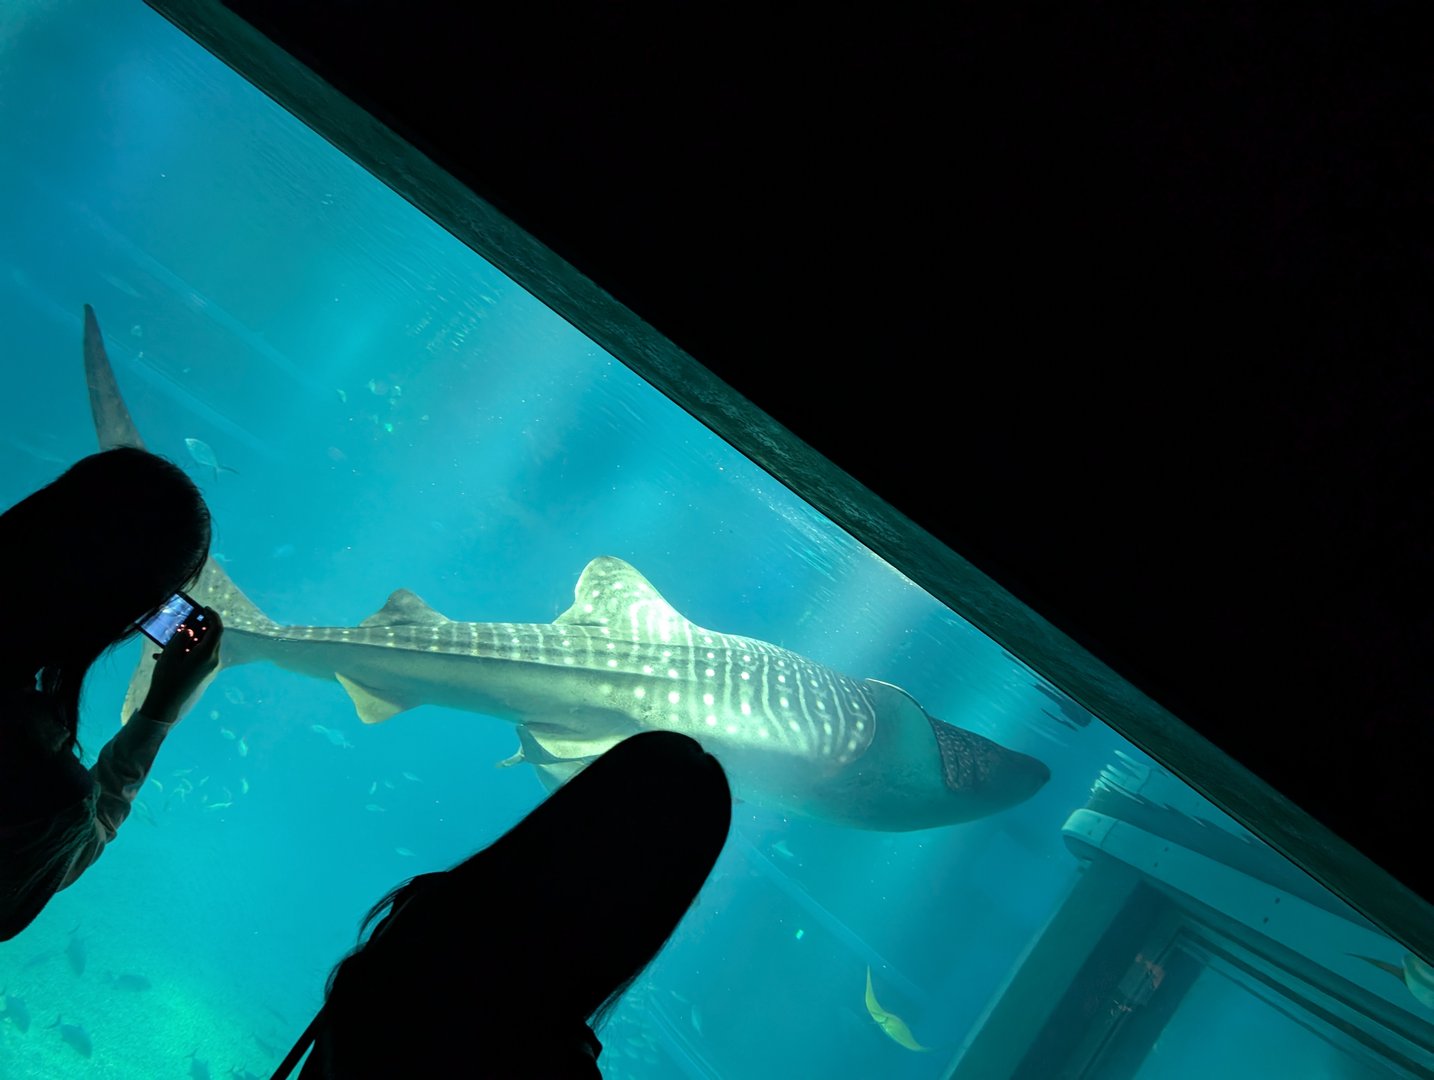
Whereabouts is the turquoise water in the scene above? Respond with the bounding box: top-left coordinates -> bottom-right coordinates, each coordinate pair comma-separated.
1,3 -> 1430,1078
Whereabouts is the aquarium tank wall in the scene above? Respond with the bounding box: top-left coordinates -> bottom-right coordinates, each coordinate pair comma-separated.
1,3 -> 1431,1078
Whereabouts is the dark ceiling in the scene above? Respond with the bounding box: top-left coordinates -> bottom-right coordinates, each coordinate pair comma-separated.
204,2 -> 1431,906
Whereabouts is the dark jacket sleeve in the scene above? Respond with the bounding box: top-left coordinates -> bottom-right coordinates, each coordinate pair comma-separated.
58,711 -> 174,888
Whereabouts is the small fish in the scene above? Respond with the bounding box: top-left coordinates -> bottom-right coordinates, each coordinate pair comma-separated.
185,437 -> 238,480
395,847 -> 417,857
3,431 -> 70,466
240,778 -> 250,796
770,840 -> 797,860
51,1015 -> 92,1057
188,1049 -> 212,1080
335,388 -> 347,403
1350,953 -> 1434,1010
364,804 -> 386,813
173,767 -> 194,776
99,270 -> 143,299
865,967 -> 931,1052
271,543 -> 296,559
311,724 -> 353,749
382,779 -> 394,790
1,989 -> 32,1031
223,687 -> 248,706
205,801 -> 234,812
66,926 -> 86,975
401,771 -> 423,783
133,799 -> 158,827
367,781 -> 378,795
690,1005 -> 703,1036
105,972 -> 152,992
209,709 -> 221,721
23,948 -> 58,969
238,736 -> 249,758
220,728 -> 237,740
148,777 -> 164,793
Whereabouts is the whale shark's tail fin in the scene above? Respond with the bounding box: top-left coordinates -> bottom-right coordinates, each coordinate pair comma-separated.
83,304 -> 145,453
85,304 -> 280,722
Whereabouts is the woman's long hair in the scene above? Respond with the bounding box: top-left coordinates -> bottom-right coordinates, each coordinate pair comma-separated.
320,731 -> 732,1063
0,448 -> 210,753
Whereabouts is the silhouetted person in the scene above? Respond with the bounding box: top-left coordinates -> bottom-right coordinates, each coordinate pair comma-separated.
0,447 -> 223,940
274,730 -> 733,1079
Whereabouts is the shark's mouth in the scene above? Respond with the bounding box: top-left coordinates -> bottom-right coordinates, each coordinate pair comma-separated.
929,716 -> 1011,794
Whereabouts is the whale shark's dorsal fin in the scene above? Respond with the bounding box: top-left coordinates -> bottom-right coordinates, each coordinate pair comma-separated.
360,589 -> 451,628
555,556 -> 704,639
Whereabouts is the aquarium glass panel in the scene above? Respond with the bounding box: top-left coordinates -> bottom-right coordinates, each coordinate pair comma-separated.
0,3 -> 1429,1078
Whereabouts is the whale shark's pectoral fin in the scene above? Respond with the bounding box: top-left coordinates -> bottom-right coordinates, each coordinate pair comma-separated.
510,724 -> 606,793
334,673 -> 412,725
864,967 -> 932,1052
520,721 -> 630,764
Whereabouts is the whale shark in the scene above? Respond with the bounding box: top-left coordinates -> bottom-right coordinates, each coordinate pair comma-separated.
82,304 -> 1049,830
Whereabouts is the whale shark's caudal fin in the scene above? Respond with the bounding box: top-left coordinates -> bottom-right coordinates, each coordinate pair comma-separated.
85,304 -> 278,723
83,304 -> 145,453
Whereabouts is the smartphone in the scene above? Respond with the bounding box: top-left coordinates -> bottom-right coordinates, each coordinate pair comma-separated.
139,592 -> 207,648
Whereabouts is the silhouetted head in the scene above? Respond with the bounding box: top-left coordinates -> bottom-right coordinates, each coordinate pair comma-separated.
319,731 -> 732,1075
0,447 -> 210,749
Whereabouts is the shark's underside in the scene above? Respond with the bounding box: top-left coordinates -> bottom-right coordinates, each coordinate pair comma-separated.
83,305 -> 1049,830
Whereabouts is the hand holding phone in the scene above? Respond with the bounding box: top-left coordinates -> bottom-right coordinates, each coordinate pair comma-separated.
140,598 -> 224,722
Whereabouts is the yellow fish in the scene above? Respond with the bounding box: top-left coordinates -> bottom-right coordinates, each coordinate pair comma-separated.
865,967 -> 931,1052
